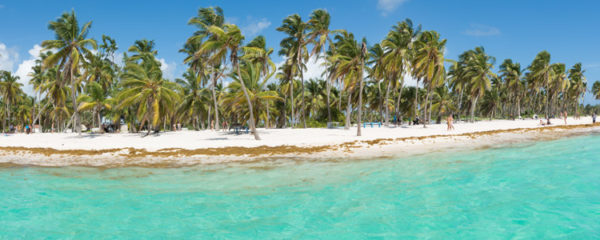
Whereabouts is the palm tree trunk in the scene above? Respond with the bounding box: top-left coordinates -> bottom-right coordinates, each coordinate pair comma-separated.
71,82 -> 81,135
457,87 -> 464,122
211,71 -> 220,131
423,85 -> 430,128
207,105 -> 212,130
266,101 -> 270,129
395,81 -> 404,126
357,73 -> 364,137
470,95 -> 479,122
337,78 -> 342,113
6,100 -> 10,132
517,97 -> 521,118
345,91 -> 352,130
236,61 -> 260,140
384,80 -> 391,126
301,76 -> 307,128
413,79 -> 419,124
290,79 -> 295,128
326,75 -> 332,124
97,111 -> 102,133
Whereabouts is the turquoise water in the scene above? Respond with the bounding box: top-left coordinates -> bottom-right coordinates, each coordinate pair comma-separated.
1,134 -> 600,239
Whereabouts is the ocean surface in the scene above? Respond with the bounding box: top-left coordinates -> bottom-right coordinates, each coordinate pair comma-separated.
1,133 -> 600,239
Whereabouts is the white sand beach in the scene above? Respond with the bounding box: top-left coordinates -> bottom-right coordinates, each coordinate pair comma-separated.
0,117 -> 598,167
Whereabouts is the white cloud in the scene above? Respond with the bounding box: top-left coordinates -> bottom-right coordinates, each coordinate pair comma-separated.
377,0 -> 409,16
0,43 -> 19,71
242,18 -> 271,36
158,58 -> 177,80
464,24 -> 500,37
14,44 -> 44,96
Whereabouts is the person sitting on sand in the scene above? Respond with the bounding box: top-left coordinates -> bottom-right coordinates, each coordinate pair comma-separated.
539,119 -> 546,126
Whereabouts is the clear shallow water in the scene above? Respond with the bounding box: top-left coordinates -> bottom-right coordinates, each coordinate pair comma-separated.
1,134 -> 600,239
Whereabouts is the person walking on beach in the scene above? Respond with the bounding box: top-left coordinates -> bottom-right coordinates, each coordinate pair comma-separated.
447,114 -> 455,131
563,111 -> 568,125
593,112 -> 597,124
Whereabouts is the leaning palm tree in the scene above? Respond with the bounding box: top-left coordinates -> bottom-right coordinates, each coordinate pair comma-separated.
42,10 -> 97,134
0,71 -> 24,131
203,24 -> 261,140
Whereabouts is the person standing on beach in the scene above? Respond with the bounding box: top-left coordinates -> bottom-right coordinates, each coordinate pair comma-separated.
563,111 -> 568,125
593,112 -> 597,124
447,114 -> 454,131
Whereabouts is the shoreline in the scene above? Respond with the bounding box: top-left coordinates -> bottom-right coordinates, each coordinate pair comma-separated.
0,118 -> 598,167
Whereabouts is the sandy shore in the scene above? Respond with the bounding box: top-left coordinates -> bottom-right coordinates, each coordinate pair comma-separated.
0,117 -> 598,167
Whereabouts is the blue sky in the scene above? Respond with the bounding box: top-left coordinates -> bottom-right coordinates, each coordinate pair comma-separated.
1,0 -> 599,103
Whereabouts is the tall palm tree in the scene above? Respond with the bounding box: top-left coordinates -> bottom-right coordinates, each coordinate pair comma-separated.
187,6 -> 225,130
528,51 -> 553,124
307,9 -> 337,124
382,19 -> 419,125
334,31 -> 368,136
568,63 -> 586,117
42,10 -> 97,134
203,24 -> 261,140
411,31 -> 446,127
499,59 -> 524,119
277,14 -> 309,128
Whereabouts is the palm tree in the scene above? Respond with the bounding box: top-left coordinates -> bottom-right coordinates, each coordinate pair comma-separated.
592,81 -> 600,100
77,81 -> 112,132
382,19 -> 420,125
307,9 -> 337,124
187,6 -> 225,130
528,51 -> 553,124
203,24 -> 261,140
430,85 -> 455,123
175,69 -> 209,130
118,57 -> 179,135
277,14 -> 309,128
411,31 -> 446,127
568,63 -> 586,117
499,59 -> 524,119
333,31 -> 368,136
42,10 -> 97,134
464,47 -> 495,122
226,62 -> 280,128
0,71 -> 24,131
